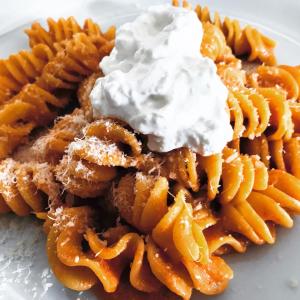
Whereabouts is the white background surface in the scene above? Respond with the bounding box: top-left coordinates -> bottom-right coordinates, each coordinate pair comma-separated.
0,1 -> 300,300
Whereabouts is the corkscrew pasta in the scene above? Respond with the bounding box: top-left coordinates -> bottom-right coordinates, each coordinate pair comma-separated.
228,87 -> 294,140
0,158 -> 60,216
221,169 -> 300,244
248,65 -> 300,101
0,83 -> 68,158
0,44 -> 55,103
1,1 -> 300,300
0,31 -> 113,158
26,17 -> 115,50
31,108 -> 88,164
55,119 -> 141,197
193,3 -> 277,65
36,33 -> 113,91
45,195 -> 234,299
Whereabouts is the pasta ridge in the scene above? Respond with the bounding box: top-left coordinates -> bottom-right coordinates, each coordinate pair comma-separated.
240,134 -> 300,179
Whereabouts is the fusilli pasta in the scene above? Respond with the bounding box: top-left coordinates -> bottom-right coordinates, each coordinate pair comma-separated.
194,4 -> 277,65
55,119 -> 141,197
248,65 -> 300,101
229,87 -> 293,140
0,158 -> 60,216
0,44 -> 55,103
0,83 -> 67,158
31,108 -> 88,164
221,169 -> 300,244
26,17 -> 115,50
2,4 -> 300,300
45,195 -> 233,299
36,33 -> 113,91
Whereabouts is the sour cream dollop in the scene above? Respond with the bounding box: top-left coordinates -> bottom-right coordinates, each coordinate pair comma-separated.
90,4 -> 233,156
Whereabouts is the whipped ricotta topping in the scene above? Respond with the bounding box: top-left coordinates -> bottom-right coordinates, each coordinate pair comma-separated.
90,4 -> 233,156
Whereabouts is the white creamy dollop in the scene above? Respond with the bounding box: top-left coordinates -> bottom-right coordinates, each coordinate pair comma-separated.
90,4 -> 233,155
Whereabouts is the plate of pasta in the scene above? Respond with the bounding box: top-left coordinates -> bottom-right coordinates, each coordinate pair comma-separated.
0,0 -> 300,300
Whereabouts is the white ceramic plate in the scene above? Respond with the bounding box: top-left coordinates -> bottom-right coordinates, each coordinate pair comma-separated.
0,1 -> 300,299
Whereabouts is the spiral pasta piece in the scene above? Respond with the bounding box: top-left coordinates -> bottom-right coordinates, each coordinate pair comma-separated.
55,119 -> 142,197
0,44 -> 55,103
84,119 -> 142,157
219,148 -> 268,204
229,87 -> 293,140
36,33 -> 113,91
194,5 -> 276,65
196,147 -> 268,203
0,158 -> 60,216
113,173 -> 169,233
45,205 -> 165,294
45,206 -> 100,291
152,190 -> 211,263
26,17 -> 115,50
248,65 -> 300,101
221,169 -> 300,245
0,32 -> 110,157
197,152 -> 222,200
32,108 -> 88,164
151,190 -> 233,297
0,83 -> 67,158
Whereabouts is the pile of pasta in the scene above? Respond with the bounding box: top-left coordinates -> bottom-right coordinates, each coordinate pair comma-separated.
1,1 -> 300,299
